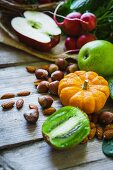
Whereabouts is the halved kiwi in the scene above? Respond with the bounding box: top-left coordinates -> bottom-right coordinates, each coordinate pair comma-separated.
42,106 -> 90,149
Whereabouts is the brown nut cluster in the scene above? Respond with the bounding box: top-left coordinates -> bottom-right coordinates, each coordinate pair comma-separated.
33,58 -> 79,97
81,111 -> 113,144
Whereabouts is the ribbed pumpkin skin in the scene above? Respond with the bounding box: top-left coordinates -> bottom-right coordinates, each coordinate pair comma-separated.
58,71 -> 110,114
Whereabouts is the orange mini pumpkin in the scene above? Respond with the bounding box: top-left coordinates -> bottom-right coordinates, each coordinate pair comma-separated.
58,71 -> 110,114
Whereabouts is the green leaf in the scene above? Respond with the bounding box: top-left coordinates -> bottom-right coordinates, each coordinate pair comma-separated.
108,76 -> 113,99
102,139 -> 113,157
70,0 -> 96,12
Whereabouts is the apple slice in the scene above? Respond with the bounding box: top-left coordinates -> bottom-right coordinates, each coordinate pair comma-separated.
11,11 -> 61,51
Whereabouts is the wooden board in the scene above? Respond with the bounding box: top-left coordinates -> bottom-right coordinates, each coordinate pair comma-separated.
0,39 -> 113,170
0,63 -> 62,150
0,140 -> 113,170
0,44 -> 41,67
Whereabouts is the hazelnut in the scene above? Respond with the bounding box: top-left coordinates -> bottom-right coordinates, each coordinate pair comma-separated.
51,70 -> 64,81
24,109 -> 39,124
37,81 -> 49,93
35,69 -> 48,80
99,111 -> 113,125
55,58 -> 68,70
48,64 -> 59,74
49,80 -> 59,95
38,95 -> 54,108
66,64 -> 78,73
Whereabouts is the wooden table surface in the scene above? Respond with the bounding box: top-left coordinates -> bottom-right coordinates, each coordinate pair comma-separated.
0,43 -> 113,170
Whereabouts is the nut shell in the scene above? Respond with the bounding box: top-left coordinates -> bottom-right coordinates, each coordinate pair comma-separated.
38,96 -> 53,108
51,70 -> 64,81
55,58 -> 68,70
35,69 -> 48,80
49,81 -> 59,95
99,111 -> 113,125
37,81 -> 49,93
24,109 -> 39,124
49,64 -> 59,74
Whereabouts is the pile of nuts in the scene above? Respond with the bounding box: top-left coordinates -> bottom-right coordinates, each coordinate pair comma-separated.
33,58 -> 78,95
81,111 -> 113,143
32,58 -> 78,115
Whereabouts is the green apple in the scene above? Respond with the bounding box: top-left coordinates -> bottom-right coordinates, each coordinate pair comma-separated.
78,40 -> 113,77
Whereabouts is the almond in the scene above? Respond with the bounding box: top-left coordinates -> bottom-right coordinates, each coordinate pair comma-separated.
16,99 -> 24,109
90,122 -> 96,129
88,127 -> 96,140
26,66 -> 36,73
17,91 -> 30,97
1,101 -> 15,109
80,137 -> 88,144
103,130 -> 113,139
96,126 -> 103,140
41,65 -> 49,72
1,93 -> 15,99
104,124 -> 113,131
43,107 -> 56,116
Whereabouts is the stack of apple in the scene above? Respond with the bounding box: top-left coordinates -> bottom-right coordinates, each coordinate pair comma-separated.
54,11 -> 97,52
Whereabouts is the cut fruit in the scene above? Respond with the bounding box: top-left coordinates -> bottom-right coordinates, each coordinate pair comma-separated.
11,11 -> 61,52
42,106 -> 90,149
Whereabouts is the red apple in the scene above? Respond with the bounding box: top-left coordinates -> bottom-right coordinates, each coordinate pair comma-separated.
11,11 -> 61,52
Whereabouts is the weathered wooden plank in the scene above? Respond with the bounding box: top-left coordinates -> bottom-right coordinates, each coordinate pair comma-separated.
0,62 -> 51,97
0,63 -> 113,150
0,155 -> 14,170
0,62 -> 62,149
1,140 -> 112,170
0,93 -> 61,149
0,44 -> 41,67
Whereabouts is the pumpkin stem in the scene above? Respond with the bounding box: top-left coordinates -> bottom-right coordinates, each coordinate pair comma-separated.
82,80 -> 89,90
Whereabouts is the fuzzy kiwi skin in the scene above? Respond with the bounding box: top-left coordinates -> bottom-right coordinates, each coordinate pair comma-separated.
42,106 -> 90,149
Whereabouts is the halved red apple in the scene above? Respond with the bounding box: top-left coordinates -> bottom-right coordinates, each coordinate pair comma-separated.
11,11 -> 61,52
